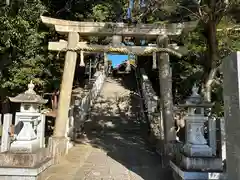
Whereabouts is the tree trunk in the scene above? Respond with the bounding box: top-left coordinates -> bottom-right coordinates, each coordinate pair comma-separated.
202,67 -> 218,102
202,19 -> 219,102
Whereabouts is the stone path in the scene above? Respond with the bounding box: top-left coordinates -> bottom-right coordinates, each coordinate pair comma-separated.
40,73 -> 173,180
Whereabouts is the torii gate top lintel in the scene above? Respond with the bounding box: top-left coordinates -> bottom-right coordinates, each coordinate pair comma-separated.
41,16 -> 198,37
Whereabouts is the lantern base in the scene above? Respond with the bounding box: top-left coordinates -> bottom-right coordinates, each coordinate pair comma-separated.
10,139 -> 40,153
183,143 -> 212,157
170,160 -> 226,180
180,154 -> 223,171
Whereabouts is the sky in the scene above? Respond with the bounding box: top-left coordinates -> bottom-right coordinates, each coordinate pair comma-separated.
107,54 -> 129,68
107,41 -> 137,68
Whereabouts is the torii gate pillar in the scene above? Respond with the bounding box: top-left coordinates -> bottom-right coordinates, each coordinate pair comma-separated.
49,32 -> 79,162
157,35 -> 176,160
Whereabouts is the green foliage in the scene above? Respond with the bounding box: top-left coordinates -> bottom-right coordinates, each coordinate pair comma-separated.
0,0 -> 239,116
0,1 -> 60,96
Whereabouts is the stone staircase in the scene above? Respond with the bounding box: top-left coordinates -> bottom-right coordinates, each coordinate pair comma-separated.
84,76 -> 142,138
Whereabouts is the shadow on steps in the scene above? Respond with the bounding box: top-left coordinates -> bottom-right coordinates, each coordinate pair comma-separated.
75,69 -> 173,180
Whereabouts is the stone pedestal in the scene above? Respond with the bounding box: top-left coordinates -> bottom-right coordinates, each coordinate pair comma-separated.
0,148 -> 51,168
10,140 -> 40,153
10,112 -> 41,153
180,154 -> 222,171
170,161 -> 226,180
0,117 -> 52,179
183,115 -> 213,158
0,150 -> 53,180
0,114 -> 52,179
183,144 -> 212,157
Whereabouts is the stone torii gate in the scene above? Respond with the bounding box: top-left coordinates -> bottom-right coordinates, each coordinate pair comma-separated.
41,16 -> 197,159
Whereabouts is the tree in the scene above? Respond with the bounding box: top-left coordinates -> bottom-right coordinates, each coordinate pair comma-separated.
0,0 -> 62,97
173,0 -> 240,102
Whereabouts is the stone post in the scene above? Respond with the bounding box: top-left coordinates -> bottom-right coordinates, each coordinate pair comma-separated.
38,114 -> 46,148
1,114 -> 12,152
222,51 -> 240,180
208,117 -> 217,156
54,32 -> 79,137
220,117 -> 226,163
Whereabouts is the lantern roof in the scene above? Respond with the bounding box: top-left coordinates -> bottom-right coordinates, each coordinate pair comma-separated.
178,84 -> 214,108
186,84 -> 202,105
9,81 -> 48,104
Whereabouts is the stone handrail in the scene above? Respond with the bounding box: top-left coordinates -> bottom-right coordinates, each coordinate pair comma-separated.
90,71 -> 105,103
67,71 -> 106,141
138,68 -> 163,144
140,69 -> 158,113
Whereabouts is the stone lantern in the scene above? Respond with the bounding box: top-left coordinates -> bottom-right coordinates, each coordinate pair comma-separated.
177,84 -> 222,171
9,81 -> 47,152
9,81 -> 47,113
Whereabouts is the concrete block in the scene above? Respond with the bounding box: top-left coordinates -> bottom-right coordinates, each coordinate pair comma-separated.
0,148 -> 49,168
170,161 -> 226,180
